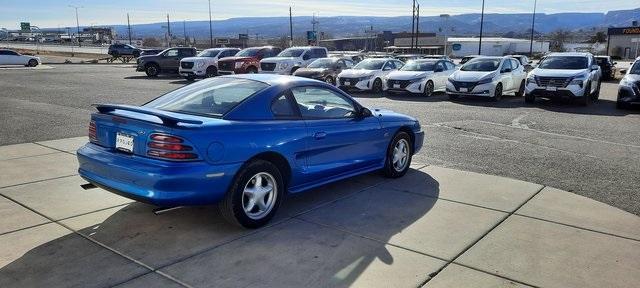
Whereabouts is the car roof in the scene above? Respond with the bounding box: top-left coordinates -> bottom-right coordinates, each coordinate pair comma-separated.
546,52 -> 591,57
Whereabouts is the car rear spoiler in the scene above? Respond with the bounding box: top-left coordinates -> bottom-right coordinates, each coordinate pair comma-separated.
93,104 -> 204,126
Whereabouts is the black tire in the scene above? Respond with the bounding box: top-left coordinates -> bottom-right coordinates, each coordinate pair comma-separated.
112,51 -> 120,58
27,59 -> 38,67
219,159 -> 284,229
616,101 -> 626,109
325,76 -> 336,86
515,80 -> 525,97
492,83 -> 503,101
524,93 -> 535,104
246,66 -> 258,74
205,66 -> 218,78
424,80 -> 434,97
383,131 -> 413,178
145,63 -> 160,77
185,75 -> 196,81
372,78 -> 383,93
591,81 -> 601,100
578,82 -> 591,106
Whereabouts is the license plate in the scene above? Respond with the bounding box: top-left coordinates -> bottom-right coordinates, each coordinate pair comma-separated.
459,88 -> 468,92
546,87 -> 557,91
115,133 -> 134,153
393,84 -> 400,88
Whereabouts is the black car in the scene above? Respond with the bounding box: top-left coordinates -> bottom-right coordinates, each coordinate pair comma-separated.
108,43 -> 141,58
292,57 -> 355,86
140,49 -> 164,56
595,56 -> 617,80
136,47 -> 197,77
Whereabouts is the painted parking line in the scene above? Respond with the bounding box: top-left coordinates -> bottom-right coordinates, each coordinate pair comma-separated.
0,65 -> 54,70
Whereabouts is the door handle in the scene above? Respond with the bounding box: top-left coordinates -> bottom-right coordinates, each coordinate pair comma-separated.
313,132 -> 327,139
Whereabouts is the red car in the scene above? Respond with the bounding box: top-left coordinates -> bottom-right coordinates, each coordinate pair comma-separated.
217,46 -> 281,74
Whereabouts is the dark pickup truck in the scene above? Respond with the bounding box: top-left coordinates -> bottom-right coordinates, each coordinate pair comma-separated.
136,47 -> 197,77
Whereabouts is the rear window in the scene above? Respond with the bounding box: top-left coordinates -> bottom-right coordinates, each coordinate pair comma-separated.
145,78 -> 269,117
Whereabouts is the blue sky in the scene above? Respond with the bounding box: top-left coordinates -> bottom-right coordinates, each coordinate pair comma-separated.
1,0 -> 638,29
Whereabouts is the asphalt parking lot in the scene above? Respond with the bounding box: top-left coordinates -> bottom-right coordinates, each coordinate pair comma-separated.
0,64 -> 638,218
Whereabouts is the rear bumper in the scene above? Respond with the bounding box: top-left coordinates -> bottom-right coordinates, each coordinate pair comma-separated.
77,143 -> 241,207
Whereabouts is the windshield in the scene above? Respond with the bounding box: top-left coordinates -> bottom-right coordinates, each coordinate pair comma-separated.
145,78 -> 269,117
354,59 -> 386,70
538,56 -> 588,69
630,62 -> 640,75
236,48 -> 261,57
400,61 -> 435,71
308,58 -> 336,68
197,49 -> 221,57
460,58 -> 501,71
278,48 -> 305,57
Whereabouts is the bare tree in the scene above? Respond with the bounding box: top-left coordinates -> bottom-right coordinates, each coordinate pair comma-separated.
142,37 -> 161,48
549,29 -> 571,52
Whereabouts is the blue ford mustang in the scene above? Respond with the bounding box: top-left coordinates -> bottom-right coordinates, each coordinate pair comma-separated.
77,74 -> 424,228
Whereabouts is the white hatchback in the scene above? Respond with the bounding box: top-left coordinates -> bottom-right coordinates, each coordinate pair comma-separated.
446,56 -> 527,101
337,58 -> 404,93
385,59 -> 456,96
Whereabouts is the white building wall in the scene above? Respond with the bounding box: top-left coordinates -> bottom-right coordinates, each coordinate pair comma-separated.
448,37 -> 549,57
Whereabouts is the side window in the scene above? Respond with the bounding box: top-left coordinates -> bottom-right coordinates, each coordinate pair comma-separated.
291,87 -> 356,119
383,61 -> 395,70
435,62 -> 445,71
501,60 -> 512,72
314,48 -> 327,58
394,61 -> 404,69
271,94 -> 297,118
511,59 -> 520,69
445,61 -> 455,70
0,51 -> 8,55
344,59 -> 355,68
165,49 -> 179,57
264,49 -> 278,58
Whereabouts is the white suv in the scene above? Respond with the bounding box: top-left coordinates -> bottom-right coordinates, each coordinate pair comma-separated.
446,56 -> 527,101
259,46 -> 327,75
179,48 -> 240,80
525,52 -> 602,106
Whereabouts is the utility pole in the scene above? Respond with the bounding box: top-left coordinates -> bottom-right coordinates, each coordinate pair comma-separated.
411,0 -> 416,50
166,14 -> 171,47
311,13 -> 319,46
127,13 -> 132,45
289,6 -> 293,47
478,0 -> 485,55
440,14 -> 450,56
183,20 -> 187,46
416,4 -> 420,53
208,0 -> 213,48
529,0 -> 537,57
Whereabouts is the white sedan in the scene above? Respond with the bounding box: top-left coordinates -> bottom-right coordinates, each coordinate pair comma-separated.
446,56 -> 526,101
337,58 -> 404,93
0,49 -> 40,67
385,59 -> 457,96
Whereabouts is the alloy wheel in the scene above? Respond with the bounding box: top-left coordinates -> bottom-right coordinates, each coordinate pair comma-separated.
392,139 -> 409,172
242,172 -> 277,220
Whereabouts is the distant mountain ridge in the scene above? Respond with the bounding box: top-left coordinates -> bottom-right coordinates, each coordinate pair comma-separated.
92,8 -> 640,39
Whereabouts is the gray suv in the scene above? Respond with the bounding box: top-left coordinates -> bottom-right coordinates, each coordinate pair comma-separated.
108,43 -> 141,58
136,47 -> 197,77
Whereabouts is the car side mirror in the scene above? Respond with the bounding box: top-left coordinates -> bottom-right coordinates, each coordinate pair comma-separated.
358,107 -> 372,118
591,65 -> 599,71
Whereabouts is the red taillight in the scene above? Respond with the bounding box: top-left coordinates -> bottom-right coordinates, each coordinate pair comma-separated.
147,133 -> 197,161
89,121 -> 98,143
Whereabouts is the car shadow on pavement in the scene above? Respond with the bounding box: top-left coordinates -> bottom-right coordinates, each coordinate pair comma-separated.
0,168 -> 440,288
450,96 -> 639,116
124,75 -> 184,82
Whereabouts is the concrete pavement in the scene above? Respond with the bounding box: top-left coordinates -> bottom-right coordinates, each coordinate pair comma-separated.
1,136 -> 639,287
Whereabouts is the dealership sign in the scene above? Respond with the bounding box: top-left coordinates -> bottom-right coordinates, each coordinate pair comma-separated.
608,27 -> 640,35
452,43 -> 462,51
20,22 -> 30,31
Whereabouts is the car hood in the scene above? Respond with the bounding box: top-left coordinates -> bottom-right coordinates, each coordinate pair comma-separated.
339,69 -> 376,78
450,71 -> 496,81
531,68 -> 590,78
180,56 -> 211,62
219,56 -> 255,62
294,68 -> 331,76
261,57 -> 298,63
372,108 -> 417,122
387,71 -> 433,80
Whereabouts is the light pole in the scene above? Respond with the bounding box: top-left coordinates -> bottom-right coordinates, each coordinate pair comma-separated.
440,14 -> 450,56
208,0 -> 213,48
529,0 -> 538,57
478,0 -> 485,55
69,5 -> 82,47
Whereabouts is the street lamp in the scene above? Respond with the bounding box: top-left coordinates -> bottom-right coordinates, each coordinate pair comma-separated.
208,0 -> 213,48
440,14 -> 450,56
529,0 -> 538,57
69,5 -> 83,47
478,0 -> 485,55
